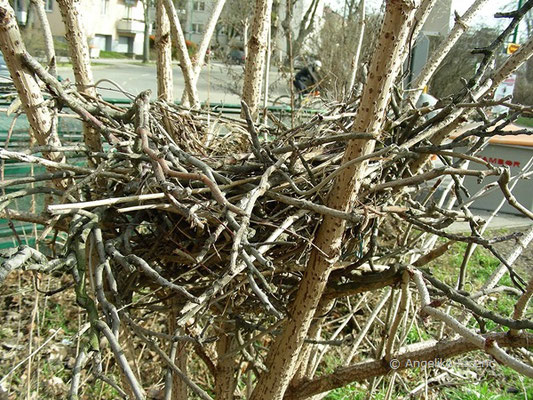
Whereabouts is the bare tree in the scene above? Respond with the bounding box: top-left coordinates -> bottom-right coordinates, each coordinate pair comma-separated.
182,0 -> 227,105
0,1 -> 63,164
292,0 -> 321,56
249,3 -> 418,399
241,0 -> 273,119
57,0 -> 102,157
156,0 -> 173,101
347,0 -> 365,95
162,0 -> 226,108
163,0 -> 200,108
405,0 -> 492,107
29,0 -> 56,76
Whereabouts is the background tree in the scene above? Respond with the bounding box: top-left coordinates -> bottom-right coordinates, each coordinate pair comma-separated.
313,3 -> 382,98
241,0 -> 273,118
141,0 -> 153,63
429,26 -> 501,98
57,0 -> 102,158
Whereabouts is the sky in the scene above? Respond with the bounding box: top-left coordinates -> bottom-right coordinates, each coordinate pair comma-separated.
452,0 -> 515,24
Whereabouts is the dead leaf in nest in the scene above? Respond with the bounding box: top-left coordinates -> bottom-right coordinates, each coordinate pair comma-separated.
45,376 -> 67,396
0,384 -> 8,400
48,343 -> 68,362
1,341 -> 23,351
146,386 -> 164,399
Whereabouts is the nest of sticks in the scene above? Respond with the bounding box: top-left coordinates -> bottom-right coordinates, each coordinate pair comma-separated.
1,52 -> 532,398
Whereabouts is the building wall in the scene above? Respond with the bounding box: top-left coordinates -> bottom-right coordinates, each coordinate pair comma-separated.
184,0 -> 227,45
422,0 -> 453,36
14,0 -> 323,57
23,0 -> 147,56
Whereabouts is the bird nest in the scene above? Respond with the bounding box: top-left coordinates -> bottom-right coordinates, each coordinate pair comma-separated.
1,68 -> 531,399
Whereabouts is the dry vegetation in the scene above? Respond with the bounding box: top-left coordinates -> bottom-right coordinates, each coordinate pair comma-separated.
0,0 -> 532,399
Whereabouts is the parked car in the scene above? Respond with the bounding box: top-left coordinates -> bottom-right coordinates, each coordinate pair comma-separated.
228,49 -> 245,65
0,52 -> 9,77
0,52 -> 14,94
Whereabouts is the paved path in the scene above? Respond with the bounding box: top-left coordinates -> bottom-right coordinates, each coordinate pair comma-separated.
447,210 -> 532,234
57,59 -> 287,104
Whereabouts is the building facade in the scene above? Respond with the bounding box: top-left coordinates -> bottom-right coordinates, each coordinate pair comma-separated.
11,0 -> 324,58
14,0 -> 147,56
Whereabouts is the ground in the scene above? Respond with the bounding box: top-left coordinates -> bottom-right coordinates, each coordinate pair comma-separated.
0,224 -> 531,399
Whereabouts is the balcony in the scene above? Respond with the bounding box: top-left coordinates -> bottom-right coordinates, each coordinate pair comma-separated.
116,18 -> 145,33
15,10 -> 27,25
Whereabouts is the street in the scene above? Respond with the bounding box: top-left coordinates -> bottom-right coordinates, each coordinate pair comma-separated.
57,60 -> 288,105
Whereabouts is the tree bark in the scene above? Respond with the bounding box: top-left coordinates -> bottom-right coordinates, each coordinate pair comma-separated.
347,0 -> 365,95
214,321 -> 238,400
284,332 -> 533,400
181,0 -> 226,104
249,2 -> 418,399
57,0 -> 102,157
30,0 -> 56,76
0,1 -> 63,164
165,298 -> 188,400
241,0 -> 273,120
292,0 -> 321,57
156,0 -> 173,102
143,0 -> 151,64
163,0 -> 200,108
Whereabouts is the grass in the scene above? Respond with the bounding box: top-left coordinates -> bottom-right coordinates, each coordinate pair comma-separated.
515,116 -> 533,127
98,50 -> 134,59
428,239 -> 519,332
442,370 -> 533,400
1,225 -> 529,398
320,234 -> 530,400
325,384 -> 366,400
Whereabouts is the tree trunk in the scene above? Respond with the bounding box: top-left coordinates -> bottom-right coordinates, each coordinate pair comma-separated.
193,0 -> 226,79
156,0 -> 173,102
181,0 -> 226,105
56,0 -> 102,157
143,0 -> 151,64
163,0 -> 200,108
0,1 -> 63,164
249,2 -> 418,399
292,0 -> 321,57
347,0 -> 365,95
214,321 -> 238,400
281,0 -> 294,63
30,0 -> 56,76
165,299 -> 188,400
241,0 -> 273,120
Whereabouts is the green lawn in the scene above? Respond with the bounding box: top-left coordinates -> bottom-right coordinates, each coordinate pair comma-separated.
515,116 -> 533,127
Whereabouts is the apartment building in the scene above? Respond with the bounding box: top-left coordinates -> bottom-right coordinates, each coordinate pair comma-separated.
179,0 -> 212,44
14,0 -> 147,56
11,0 -> 325,58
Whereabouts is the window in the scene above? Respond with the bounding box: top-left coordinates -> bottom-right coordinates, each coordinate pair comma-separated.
193,1 -> 205,11
45,0 -> 53,12
100,0 -> 109,14
191,23 -> 204,34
